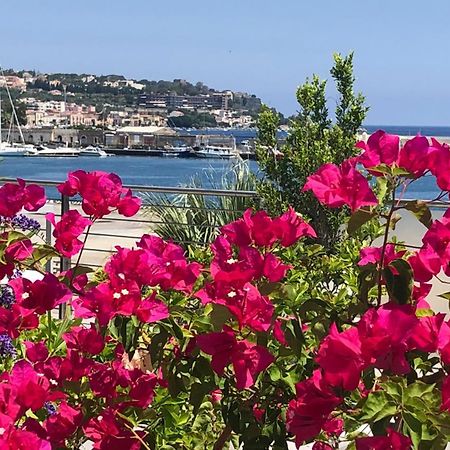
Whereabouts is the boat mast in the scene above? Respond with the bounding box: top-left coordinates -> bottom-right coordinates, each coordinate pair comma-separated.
0,93 -> 2,144
0,67 -> 25,144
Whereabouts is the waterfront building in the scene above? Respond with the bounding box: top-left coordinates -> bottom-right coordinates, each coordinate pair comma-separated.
138,91 -> 233,110
106,126 -> 177,148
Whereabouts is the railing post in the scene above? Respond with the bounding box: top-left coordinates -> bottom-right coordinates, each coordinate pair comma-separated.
59,194 -> 71,319
45,219 -> 52,274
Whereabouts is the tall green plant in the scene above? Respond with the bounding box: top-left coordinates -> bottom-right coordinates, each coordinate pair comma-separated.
143,159 -> 257,247
256,53 -> 368,250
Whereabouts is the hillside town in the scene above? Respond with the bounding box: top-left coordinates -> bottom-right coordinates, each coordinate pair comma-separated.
1,70 -> 261,133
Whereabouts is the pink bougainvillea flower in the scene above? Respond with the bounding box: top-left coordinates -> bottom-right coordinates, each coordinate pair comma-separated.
221,209 -> 276,248
83,408 -> 143,450
221,207 -> 315,249
24,341 -> 49,363
137,234 -> 202,293
4,238 -> 34,262
58,170 -> 141,218
0,426 -> 51,449
286,370 -> 342,445
273,206 -> 317,246
437,319 -> 450,365
358,244 -> 405,267
209,236 -> 261,287
408,246 -> 441,283
127,371 -> 159,408
44,401 -> 83,445
356,428 -> 412,449
428,138 -> 450,191
73,280 -> 141,326
0,235 -> 34,279
104,246 -> 149,287
358,303 -> 418,375
63,325 -> 105,355
262,253 -> 292,282
0,179 -> 46,217
356,129 -> 400,168
303,160 -> 378,211
10,274 -> 72,315
0,304 -> 39,338
134,292 -> 169,324
409,313 -> 445,353
7,360 -> 51,412
323,417 -> 344,436
316,324 -> 364,391
46,210 -> 92,258
117,189 -> 142,217
312,443 -> 333,450
398,135 -> 432,177
441,374 -> 450,411
196,282 -> 274,332
197,327 -> 274,389
273,319 -> 288,346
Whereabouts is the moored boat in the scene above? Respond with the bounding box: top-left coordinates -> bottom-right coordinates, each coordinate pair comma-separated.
79,146 -> 108,157
25,146 -> 80,157
162,145 -> 194,157
195,145 -> 239,159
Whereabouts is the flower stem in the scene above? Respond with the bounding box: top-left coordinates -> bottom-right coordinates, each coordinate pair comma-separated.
377,183 -> 397,306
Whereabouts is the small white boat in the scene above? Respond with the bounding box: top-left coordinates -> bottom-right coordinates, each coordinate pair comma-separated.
162,145 -> 193,157
196,145 -> 239,159
26,146 -> 80,157
79,146 -> 108,157
0,142 -> 35,157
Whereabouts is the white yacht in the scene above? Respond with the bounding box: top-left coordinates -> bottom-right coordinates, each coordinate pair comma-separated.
0,142 -> 35,157
79,146 -> 108,157
26,146 -> 80,157
196,145 -> 239,159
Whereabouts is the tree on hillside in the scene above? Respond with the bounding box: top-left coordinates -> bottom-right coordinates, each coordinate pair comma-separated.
256,53 -> 368,250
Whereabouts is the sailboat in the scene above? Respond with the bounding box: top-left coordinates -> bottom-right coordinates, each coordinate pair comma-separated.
0,74 -> 34,156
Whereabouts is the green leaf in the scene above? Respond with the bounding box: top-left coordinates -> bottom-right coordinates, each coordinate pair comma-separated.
438,292 -> 450,301
30,244 -> 59,266
284,319 -> 304,353
210,304 -> 232,331
376,176 -> 388,202
403,381 -> 436,403
360,391 -> 398,422
403,411 -> 423,449
347,208 -> 376,235
369,164 -> 392,175
403,200 -> 433,229
383,259 -> 413,305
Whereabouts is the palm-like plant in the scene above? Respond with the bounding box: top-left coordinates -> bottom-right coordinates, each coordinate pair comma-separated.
143,159 -> 257,247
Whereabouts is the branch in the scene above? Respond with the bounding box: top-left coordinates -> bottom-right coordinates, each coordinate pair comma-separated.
213,425 -> 232,450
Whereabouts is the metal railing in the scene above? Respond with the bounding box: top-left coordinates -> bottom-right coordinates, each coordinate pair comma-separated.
1,176 -> 449,319
0,176 -> 257,270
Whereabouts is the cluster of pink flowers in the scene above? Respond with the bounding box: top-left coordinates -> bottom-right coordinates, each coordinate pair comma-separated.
197,208 -> 315,388
1,136 -> 450,449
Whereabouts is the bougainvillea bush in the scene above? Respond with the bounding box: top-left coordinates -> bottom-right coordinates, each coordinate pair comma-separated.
2,134 -> 450,449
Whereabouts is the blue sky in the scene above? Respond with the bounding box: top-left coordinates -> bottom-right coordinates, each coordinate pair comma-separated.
2,0 -> 449,125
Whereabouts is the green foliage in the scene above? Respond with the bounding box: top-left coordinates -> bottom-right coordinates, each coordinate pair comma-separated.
143,159 -> 258,248
169,111 -> 217,128
0,89 -> 26,127
256,53 -> 368,250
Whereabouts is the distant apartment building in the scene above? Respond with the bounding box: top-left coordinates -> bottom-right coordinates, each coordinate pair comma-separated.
103,79 -> 145,90
25,101 -> 100,127
138,91 -> 233,110
0,76 -> 27,92
104,108 -> 167,128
